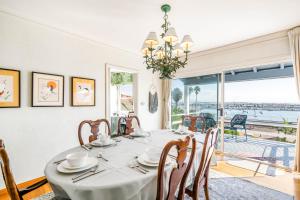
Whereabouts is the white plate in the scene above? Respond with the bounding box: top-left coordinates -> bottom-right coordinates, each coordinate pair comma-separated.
137,153 -> 171,167
57,157 -> 98,174
130,131 -> 151,137
62,160 -> 88,170
91,139 -> 116,147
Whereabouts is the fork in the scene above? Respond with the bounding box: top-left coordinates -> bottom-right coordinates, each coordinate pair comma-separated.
71,165 -> 99,180
129,163 -> 147,174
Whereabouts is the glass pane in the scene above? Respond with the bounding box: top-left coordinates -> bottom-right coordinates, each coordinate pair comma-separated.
110,72 -> 134,134
171,74 -> 219,131
224,74 -> 299,171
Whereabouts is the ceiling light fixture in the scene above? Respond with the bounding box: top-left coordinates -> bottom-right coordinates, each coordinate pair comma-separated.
141,4 -> 193,79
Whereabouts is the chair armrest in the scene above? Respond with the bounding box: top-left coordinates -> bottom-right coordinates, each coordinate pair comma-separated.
19,178 -> 48,196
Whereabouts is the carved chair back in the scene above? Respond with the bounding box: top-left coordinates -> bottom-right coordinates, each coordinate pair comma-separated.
117,116 -> 141,135
78,119 -> 111,145
185,128 -> 219,200
0,140 -> 22,200
156,136 -> 196,200
182,115 -> 205,133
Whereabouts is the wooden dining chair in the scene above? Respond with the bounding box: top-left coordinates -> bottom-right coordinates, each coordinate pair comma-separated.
182,115 -> 206,133
117,115 -> 141,135
156,136 -> 196,200
78,119 -> 111,145
0,139 -> 52,200
185,128 -> 219,200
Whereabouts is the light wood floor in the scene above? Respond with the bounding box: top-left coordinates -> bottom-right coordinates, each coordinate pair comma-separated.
0,161 -> 297,199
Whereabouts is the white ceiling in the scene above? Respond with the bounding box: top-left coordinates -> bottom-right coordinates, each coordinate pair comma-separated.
0,0 -> 300,55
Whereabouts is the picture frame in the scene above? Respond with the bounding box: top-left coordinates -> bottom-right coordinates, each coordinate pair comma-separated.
0,68 -> 21,108
71,77 -> 95,106
32,72 -> 64,107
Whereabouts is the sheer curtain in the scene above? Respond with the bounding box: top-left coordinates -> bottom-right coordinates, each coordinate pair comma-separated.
288,26 -> 300,172
161,79 -> 171,129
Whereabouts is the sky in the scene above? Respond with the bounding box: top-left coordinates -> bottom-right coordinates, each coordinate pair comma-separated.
172,77 -> 299,104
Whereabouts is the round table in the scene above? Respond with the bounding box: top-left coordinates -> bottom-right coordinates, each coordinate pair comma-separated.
45,130 -> 204,200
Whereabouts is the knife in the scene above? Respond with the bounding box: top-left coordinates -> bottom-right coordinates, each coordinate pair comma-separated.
73,169 -> 106,183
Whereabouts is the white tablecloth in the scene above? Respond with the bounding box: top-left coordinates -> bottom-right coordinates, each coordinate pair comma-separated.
44,130 -> 204,200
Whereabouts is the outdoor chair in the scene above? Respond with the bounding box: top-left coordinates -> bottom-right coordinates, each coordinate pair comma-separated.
225,114 -> 248,141
200,113 -> 217,131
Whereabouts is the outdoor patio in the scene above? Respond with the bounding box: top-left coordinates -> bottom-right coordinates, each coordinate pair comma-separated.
222,134 -> 295,174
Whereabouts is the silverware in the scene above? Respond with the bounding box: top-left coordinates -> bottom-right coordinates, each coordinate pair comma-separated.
102,143 -> 117,149
133,157 -> 150,172
129,163 -> 147,174
97,152 -> 108,161
81,145 -> 90,151
72,169 -> 106,183
71,165 -> 99,180
53,158 -> 66,164
134,163 -> 149,173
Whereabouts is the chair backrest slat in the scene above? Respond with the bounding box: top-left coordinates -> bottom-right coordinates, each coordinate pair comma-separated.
156,136 -> 196,200
78,119 -> 111,145
117,116 -> 140,135
182,115 -> 205,133
0,140 -> 21,200
192,128 -> 219,196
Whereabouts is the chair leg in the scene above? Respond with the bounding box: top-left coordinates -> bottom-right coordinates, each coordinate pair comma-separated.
204,180 -> 209,200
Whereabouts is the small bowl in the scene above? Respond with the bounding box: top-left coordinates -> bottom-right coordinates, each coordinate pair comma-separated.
66,152 -> 88,168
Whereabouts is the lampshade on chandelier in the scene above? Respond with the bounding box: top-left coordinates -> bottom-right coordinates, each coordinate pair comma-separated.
141,4 -> 193,79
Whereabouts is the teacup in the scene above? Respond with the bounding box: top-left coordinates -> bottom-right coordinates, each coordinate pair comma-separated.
66,152 -> 88,168
98,134 -> 111,144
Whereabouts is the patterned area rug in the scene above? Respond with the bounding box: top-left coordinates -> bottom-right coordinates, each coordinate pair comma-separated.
34,177 -> 293,200
33,192 -> 55,200
185,177 -> 293,200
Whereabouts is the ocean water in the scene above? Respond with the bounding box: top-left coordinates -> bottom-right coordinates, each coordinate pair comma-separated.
224,109 -> 300,123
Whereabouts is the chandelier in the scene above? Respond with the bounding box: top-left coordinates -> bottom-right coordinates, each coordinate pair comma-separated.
141,4 -> 193,79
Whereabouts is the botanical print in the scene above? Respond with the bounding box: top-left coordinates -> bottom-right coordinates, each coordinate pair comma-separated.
0,75 -> 13,102
75,82 -> 94,103
38,78 -> 59,102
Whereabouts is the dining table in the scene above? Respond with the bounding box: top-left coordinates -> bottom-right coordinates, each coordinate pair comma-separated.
44,129 -> 205,200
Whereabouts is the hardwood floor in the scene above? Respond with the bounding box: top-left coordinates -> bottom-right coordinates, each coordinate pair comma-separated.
0,177 -> 52,200
0,161 -> 297,199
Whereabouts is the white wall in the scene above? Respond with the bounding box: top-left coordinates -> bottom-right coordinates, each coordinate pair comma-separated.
0,12 -> 161,188
177,30 -> 292,77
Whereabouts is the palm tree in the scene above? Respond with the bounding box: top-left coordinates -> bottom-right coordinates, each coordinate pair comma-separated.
172,88 -> 183,109
188,87 -> 194,112
194,86 -> 201,112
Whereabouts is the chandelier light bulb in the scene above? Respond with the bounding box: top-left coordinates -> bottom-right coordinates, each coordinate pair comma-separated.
145,32 -> 159,47
181,35 -> 193,51
174,44 -> 184,57
141,43 -> 150,56
163,27 -> 178,43
156,50 -> 165,59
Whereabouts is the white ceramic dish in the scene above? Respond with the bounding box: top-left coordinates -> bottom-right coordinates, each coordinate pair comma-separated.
130,131 -> 150,137
137,153 -> 171,167
57,157 -> 98,174
66,152 -> 88,168
91,139 -> 116,147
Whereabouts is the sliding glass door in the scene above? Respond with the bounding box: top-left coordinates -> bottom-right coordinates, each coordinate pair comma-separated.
171,74 -> 220,136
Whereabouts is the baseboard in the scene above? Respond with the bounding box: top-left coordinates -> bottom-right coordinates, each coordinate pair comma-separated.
0,176 -> 46,196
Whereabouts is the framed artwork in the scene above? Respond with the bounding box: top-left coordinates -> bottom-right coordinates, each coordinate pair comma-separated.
32,72 -> 64,107
71,77 -> 95,106
0,68 -> 20,108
